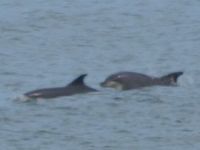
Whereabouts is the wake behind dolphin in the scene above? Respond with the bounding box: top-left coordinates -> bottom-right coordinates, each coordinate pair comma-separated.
24,74 -> 97,99
100,71 -> 183,90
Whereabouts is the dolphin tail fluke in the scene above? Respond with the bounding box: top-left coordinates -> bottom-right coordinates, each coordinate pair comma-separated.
68,74 -> 87,86
160,71 -> 183,84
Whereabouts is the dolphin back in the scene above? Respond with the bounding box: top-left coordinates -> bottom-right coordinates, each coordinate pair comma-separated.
159,71 -> 183,85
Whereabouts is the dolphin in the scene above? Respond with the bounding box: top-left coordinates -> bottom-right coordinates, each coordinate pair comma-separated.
24,74 -> 97,99
100,71 -> 183,90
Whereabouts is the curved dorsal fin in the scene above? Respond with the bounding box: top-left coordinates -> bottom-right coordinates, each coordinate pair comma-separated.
67,74 -> 87,86
160,71 -> 183,83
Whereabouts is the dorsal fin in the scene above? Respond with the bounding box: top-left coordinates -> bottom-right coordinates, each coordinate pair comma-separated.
160,71 -> 183,84
67,74 -> 87,86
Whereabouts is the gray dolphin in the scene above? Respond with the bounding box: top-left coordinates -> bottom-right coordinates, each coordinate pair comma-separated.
100,71 -> 183,90
24,74 -> 97,99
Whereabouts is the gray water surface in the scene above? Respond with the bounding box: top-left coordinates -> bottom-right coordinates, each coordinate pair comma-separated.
1,0 -> 200,149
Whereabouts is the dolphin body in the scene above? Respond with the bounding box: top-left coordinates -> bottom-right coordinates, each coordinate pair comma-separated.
100,71 -> 183,90
24,74 -> 97,99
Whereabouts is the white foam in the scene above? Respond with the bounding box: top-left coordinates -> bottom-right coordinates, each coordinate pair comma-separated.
14,95 -> 32,102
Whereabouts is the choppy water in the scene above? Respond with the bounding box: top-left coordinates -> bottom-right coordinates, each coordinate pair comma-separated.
1,0 -> 200,149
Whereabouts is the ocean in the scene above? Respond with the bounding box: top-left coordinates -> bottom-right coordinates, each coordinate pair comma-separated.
0,0 -> 200,149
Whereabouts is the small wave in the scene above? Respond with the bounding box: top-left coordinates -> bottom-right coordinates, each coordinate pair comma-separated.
1,71 -> 17,76
14,95 -> 30,102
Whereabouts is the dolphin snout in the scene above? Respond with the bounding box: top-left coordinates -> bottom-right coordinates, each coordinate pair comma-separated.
100,80 -> 123,90
100,81 -> 106,87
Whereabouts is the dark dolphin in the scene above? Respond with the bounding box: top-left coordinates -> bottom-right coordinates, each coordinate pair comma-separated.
100,71 -> 183,90
24,74 -> 97,99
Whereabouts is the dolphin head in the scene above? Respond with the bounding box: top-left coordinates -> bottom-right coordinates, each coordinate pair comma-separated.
100,74 -> 126,90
